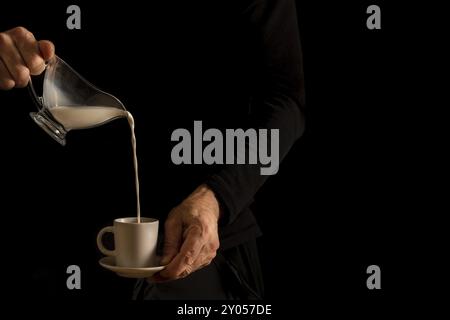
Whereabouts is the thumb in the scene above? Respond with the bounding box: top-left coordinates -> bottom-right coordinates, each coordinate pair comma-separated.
161,217 -> 182,265
38,40 -> 55,61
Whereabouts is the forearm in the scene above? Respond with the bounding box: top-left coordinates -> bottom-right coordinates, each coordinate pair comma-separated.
206,0 -> 305,224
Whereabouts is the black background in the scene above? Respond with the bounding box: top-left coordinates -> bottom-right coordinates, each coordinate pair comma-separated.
0,0 -> 443,311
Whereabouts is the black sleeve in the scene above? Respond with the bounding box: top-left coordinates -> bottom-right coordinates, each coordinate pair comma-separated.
205,0 -> 306,225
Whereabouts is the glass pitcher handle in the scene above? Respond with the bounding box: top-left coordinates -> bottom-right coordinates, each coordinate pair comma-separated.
27,62 -> 48,110
28,77 -> 43,110
28,63 -> 67,146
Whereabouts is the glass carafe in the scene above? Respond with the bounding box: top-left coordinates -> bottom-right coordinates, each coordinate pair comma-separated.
29,55 -> 127,146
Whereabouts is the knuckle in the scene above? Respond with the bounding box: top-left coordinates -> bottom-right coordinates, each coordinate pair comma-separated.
193,225 -> 206,239
14,66 -> 30,87
28,55 -> 44,73
201,220 -> 216,234
210,239 -> 220,252
185,249 -> 196,260
180,266 -> 193,278
184,264 -> 193,273
0,79 -> 15,90
0,32 -> 10,46
10,26 -> 30,39
186,224 -> 204,240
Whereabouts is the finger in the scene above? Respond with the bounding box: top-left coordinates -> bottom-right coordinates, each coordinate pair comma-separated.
159,225 -> 205,279
161,217 -> 182,265
178,247 -> 218,279
193,249 -> 216,270
0,32 -> 29,87
7,27 -> 45,75
159,246 -> 191,279
179,226 -> 206,266
38,40 -> 55,61
151,256 -> 200,283
151,261 -> 195,283
0,59 -> 15,90
158,254 -> 195,280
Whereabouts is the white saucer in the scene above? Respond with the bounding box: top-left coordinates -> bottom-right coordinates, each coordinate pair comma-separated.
99,256 -> 166,278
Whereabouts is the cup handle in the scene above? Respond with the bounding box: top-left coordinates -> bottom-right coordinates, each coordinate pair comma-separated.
97,226 -> 116,256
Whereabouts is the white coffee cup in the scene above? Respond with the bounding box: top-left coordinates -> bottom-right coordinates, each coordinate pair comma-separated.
97,217 -> 159,268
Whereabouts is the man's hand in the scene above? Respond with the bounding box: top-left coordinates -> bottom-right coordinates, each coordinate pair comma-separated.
0,26 -> 55,90
152,184 -> 221,282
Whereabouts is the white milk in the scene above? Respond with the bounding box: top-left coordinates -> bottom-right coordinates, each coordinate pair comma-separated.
50,106 -> 141,222
125,112 -> 141,223
50,106 -> 126,130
